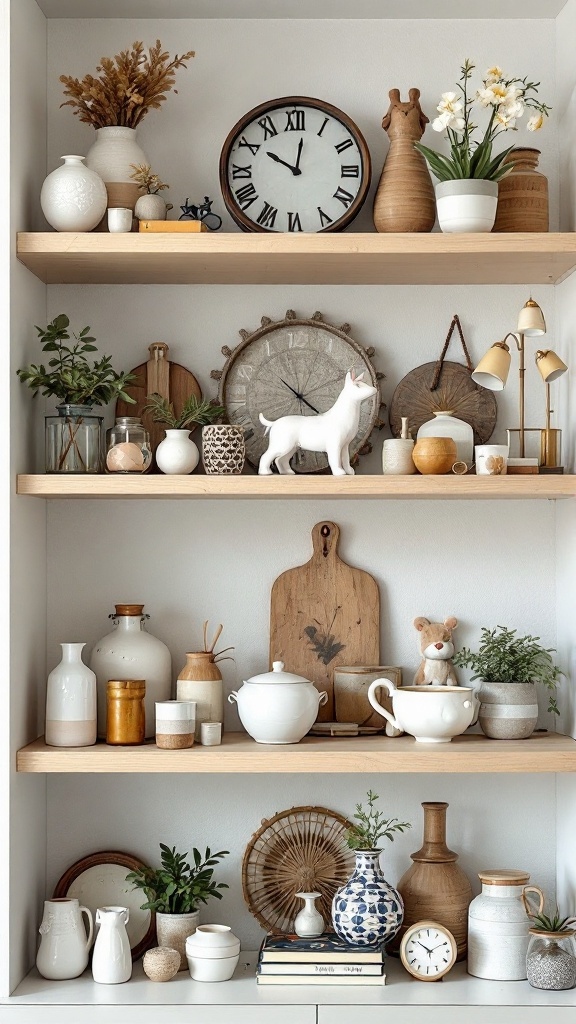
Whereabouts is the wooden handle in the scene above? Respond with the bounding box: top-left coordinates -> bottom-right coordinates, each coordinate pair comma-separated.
522,885 -> 545,918
147,342 -> 170,401
310,521 -> 340,561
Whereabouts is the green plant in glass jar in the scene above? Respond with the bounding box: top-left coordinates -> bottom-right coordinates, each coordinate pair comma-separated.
523,898 -> 576,991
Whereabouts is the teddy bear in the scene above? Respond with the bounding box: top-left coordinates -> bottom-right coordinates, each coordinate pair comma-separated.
413,616 -> 459,686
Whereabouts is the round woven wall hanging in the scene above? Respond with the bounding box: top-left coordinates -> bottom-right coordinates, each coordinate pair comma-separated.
389,314 -> 497,444
242,805 -> 355,934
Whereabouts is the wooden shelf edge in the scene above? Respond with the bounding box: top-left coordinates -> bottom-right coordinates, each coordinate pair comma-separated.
16,474 -> 576,500
16,732 -> 576,774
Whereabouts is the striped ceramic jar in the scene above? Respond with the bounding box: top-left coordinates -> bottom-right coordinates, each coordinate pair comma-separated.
477,682 -> 538,740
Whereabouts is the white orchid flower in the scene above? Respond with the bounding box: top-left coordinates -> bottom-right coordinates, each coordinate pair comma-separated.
527,112 -> 545,131
437,92 -> 464,117
501,97 -> 525,120
485,65 -> 504,84
432,111 -> 465,132
476,87 -> 498,107
494,109 -> 516,130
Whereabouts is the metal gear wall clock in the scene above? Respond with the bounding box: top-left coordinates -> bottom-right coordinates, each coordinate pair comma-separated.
211,310 -> 385,474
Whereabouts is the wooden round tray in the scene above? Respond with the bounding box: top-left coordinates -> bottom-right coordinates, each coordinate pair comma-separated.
389,359 -> 497,444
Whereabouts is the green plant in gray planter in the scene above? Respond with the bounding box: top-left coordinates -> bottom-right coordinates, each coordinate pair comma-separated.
126,843 -> 228,970
17,314 -> 135,473
454,626 -> 562,740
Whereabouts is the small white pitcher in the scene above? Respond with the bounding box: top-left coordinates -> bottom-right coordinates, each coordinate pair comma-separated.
36,898 -> 94,980
92,906 -> 132,984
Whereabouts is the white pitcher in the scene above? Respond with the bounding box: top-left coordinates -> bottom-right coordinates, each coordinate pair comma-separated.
92,906 -> 132,984
36,898 -> 93,980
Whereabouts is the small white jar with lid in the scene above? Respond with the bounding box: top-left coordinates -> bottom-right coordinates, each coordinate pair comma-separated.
468,869 -> 544,980
228,661 -> 327,744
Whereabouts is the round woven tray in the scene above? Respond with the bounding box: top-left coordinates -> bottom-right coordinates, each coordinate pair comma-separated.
242,805 -> 355,934
389,359 -> 497,444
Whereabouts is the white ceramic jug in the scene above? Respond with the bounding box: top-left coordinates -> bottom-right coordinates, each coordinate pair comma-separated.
36,898 -> 94,980
92,906 -> 132,984
468,870 -> 544,980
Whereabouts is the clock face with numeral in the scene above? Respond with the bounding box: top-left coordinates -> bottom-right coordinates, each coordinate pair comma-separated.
400,921 -> 457,982
214,312 -> 379,473
219,96 -> 371,233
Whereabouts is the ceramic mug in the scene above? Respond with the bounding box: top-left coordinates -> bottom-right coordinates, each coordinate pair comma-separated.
367,680 -> 478,743
107,207 -> 133,233
475,444 -> 509,476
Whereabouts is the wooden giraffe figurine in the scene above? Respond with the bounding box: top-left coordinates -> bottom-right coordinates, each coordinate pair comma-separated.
373,87 -> 436,233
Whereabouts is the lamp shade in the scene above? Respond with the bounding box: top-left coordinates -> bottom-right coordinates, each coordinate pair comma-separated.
471,343 -> 511,391
535,349 -> 568,383
517,298 -> 546,337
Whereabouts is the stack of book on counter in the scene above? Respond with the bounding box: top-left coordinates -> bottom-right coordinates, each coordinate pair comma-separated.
256,932 -> 386,986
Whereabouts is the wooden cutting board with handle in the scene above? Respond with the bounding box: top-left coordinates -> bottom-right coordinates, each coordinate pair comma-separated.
270,521 -> 380,721
116,342 -> 202,471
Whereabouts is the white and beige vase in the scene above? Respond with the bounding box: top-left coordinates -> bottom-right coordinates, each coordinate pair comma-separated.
86,126 -> 148,221
477,681 -> 539,740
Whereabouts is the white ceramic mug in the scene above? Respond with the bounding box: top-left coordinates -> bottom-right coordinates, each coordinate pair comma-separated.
475,444 -> 509,476
367,679 -> 478,743
107,207 -> 133,233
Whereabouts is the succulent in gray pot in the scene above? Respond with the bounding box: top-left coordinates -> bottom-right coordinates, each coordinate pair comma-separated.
454,626 -> 562,740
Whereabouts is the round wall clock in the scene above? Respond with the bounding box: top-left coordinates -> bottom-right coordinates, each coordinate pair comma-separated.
219,96 -> 371,232
211,310 -> 382,474
400,920 -> 457,982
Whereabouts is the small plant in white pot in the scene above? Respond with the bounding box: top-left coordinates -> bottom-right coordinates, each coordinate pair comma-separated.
454,626 -> 562,740
415,59 -> 551,232
143,392 -> 225,474
126,843 -> 229,969
131,163 -> 173,221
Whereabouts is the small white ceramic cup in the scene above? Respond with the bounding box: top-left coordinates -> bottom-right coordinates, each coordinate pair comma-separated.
200,721 -> 222,746
475,444 -> 509,476
107,207 -> 133,233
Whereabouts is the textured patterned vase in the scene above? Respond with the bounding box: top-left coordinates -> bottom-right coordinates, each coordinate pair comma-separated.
202,425 -> 245,475
373,88 -> 435,233
40,155 -> 107,231
493,148 -> 548,232
477,681 -> 538,740
86,126 -> 147,217
331,850 -> 403,947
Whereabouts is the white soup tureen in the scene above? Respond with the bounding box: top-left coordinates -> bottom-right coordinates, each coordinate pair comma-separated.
228,661 -> 327,744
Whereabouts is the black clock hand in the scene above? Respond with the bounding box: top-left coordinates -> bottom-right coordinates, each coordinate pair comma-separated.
294,137 -> 303,171
279,377 -> 320,414
417,942 -> 433,956
266,151 -> 302,176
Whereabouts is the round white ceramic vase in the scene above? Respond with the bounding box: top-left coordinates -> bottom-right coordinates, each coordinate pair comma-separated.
135,193 -> 168,220
435,179 -> 498,233
85,126 -> 147,184
155,430 -> 199,474
418,410 -> 474,466
40,155 -> 107,231
36,898 -> 94,980
45,642 -> 97,747
186,924 -> 241,982
294,892 -> 325,938
92,906 -> 132,984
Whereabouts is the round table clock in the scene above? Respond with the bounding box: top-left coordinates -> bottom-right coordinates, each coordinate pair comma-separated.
219,96 -> 371,232
210,309 -> 382,474
400,920 -> 457,982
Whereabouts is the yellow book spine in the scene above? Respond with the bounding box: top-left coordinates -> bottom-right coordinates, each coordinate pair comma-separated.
139,220 -> 208,233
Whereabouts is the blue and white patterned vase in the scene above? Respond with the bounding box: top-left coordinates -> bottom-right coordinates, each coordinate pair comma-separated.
331,849 -> 404,947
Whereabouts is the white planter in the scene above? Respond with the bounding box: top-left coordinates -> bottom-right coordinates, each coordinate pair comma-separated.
92,907 -> 132,985
85,126 -> 147,184
40,155 -> 107,232
155,429 -> 199,475
418,410 -> 474,466
228,661 -> 328,744
135,194 -> 168,221
435,179 -> 498,233
477,681 -> 539,740
36,898 -> 94,980
45,642 -> 97,747
156,911 -> 199,971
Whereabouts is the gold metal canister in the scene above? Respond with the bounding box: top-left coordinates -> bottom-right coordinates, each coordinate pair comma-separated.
106,680 -> 146,745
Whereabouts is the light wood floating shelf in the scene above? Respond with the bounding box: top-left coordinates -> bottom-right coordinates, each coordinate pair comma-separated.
16,474 -> 576,499
16,232 -> 576,286
16,732 -> 576,774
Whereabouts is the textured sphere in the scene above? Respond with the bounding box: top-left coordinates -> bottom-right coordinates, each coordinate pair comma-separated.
106,442 -> 149,473
143,946 -> 181,982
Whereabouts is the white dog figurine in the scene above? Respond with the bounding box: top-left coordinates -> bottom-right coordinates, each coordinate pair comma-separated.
258,370 -> 377,476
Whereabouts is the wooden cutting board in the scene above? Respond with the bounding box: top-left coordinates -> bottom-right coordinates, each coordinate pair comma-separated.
270,521 -> 380,721
116,342 -> 202,471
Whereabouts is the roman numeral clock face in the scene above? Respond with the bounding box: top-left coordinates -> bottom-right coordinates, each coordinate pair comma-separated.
220,97 -> 371,232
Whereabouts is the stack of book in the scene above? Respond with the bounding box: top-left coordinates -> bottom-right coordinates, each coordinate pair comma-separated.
256,932 -> 386,986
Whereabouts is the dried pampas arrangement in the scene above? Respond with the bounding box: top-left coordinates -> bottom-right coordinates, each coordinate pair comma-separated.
60,40 -> 195,129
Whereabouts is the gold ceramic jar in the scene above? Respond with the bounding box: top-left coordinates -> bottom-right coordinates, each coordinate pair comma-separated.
106,680 -> 146,745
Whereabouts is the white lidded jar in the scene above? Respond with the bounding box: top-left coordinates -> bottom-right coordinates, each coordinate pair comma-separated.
45,643 -> 97,747
468,870 -> 544,980
228,661 -> 328,744
90,604 -> 171,739
417,410 -> 474,466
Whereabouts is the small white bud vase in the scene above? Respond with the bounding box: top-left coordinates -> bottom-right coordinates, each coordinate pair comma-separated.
45,643 -> 97,747
92,907 -> 132,985
155,429 -> 200,475
135,194 -> 168,221
294,892 -> 325,938
40,155 -> 107,232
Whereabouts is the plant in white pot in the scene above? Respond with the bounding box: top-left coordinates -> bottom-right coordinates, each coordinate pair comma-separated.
143,393 -> 225,474
126,843 -> 229,970
415,59 -> 551,232
131,164 -> 173,222
454,626 -> 562,740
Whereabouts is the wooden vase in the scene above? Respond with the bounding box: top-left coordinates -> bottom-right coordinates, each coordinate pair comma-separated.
373,88 -> 436,233
176,652 -> 224,740
493,148 -> 548,232
393,802 -> 472,961
412,436 -> 457,474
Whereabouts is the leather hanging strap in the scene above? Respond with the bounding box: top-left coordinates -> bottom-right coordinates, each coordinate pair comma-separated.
430,314 -> 473,391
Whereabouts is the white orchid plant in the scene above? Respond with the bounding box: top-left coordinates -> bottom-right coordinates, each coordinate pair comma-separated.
415,59 -> 551,183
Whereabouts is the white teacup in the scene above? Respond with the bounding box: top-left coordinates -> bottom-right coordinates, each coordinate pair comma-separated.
367,679 -> 478,743
475,444 -> 509,476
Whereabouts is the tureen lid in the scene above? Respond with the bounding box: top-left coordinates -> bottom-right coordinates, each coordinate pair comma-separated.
245,661 -> 312,685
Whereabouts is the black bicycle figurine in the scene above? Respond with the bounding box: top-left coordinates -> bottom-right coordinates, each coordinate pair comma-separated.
179,196 -> 222,231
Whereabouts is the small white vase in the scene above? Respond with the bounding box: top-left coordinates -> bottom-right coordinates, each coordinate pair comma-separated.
40,155 -> 107,231
92,906 -> 132,985
45,643 -> 97,747
156,430 -> 199,475
294,892 -> 325,938
156,911 -> 199,971
418,410 -> 474,466
135,194 -> 168,221
435,179 -> 498,233
86,126 -> 147,184
36,898 -> 94,980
